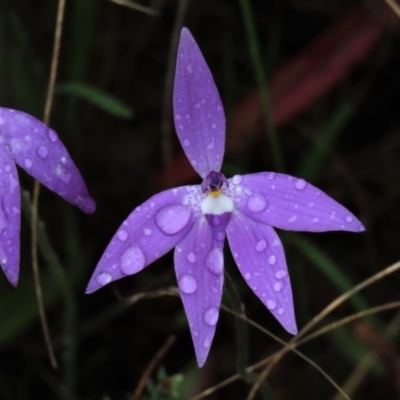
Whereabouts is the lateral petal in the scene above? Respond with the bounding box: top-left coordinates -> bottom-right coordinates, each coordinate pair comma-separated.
86,186 -> 200,293
0,152 -> 20,286
174,218 -> 224,367
0,108 -> 95,213
173,28 -> 225,178
227,212 -> 297,334
228,173 -> 364,232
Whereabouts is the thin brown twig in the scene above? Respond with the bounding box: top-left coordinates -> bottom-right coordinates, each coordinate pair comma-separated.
108,0 -> 160,16
132,336 -> 176,400
31,0 -> 66,369
384,0 -> 400,18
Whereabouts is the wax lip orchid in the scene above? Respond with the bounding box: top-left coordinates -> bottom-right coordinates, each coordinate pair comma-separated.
86,28 -> 364,367
0,108 -> 96,286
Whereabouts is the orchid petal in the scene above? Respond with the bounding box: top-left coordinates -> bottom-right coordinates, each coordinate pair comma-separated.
173,28 -> 225,178
229,173 -> 364,232
0,108 -> 95,213
227,212 -> 297,334
0,151 -> 20,286
174,218 -> 224,367
86,186 -> 199,293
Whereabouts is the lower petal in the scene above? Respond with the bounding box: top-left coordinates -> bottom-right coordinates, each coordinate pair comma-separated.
227,212 -> 297,335
174,218 -> 224,367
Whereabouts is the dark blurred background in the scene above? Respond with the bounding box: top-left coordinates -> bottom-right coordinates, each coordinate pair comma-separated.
1,0 -> 400,399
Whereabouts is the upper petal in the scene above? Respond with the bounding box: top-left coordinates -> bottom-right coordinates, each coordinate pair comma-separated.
174,217 -> 224,367
86,186 -> 200,293
0,108 -> 95,213
0,151 -> 20,286
173,28 -> 225,178
228,173 -> 364,232
227,212 -> 297,334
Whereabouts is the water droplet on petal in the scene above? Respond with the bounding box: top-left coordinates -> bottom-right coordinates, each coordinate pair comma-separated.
268,255 -> 277,265
183,139 -> 190,146
275,270 -> 287,279
12,207 -> 19,214
212,216 -> 220,226
175,114 -> 181,120
117,229 -> 128,241
278,308 -> 285,315
155,205 -> 191,235
207,141 -> 215,150
244,272 -> 252,280
120,244 -> 145,275
203,338 -> 211,348
187,252 -> 197,264
273,282 -> 283,292
271,184 -> 276,190
5,165 -> 11,172
144,228 -> 152,236
247,194 -> 268,213
256,239 -> 267,252
96,272 -> 112,286
266,299 -> 277,310
288,215 -> 297,223
203,307 -> 219,326
48,130 -> 58,142
232,175 -> 242,185
178,274 -> 197,294
313,217 -> 319,223
345,215 -> 353,223
56,165 -> 72,183
24,158 -> 32,169
37,146 -> 48,158
216,232 -> 225,241
206,248 -> 223,275
294,179 -> 307,190
268,172 -> 275,180
186,63 -> 193,74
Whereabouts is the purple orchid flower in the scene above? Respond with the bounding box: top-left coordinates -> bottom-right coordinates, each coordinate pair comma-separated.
0,108 -> 96,286
86,28 -> 364,367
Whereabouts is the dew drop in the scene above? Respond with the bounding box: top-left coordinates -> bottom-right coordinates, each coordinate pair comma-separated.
313,217 -> 319,223
120,244 -> 145,275
144,228 -> 152,236
247,194 -> 268,213
216,232 -> 225,241
244,272 -> 252,280
268,255 -> 277,265
206,248 -> 223,275
186,63 -> 193,74
271,184 -> 276,190
183,139 -> 190,146
232,175 -> 242,185
4,165 -> 11,172
155,205 -> 191,235
266,299 -> 277,310
24,158 -> 32,169
345,215 -> 353,223
294,179 -> 307,190
256,239 -> 267,252
178,274 -> 197,294
308,202 -> 314,208
175,114 -> 181,120
212,216 -> 220,226
288,215 -> 297,223
207,141 -> 215,150
48,130 -> 58,142
203,307 -> 219,326
273,282 -> 283,292
203,338 -> 211,348
187,252 -> 197,264
56,165 -> 72,183
12,207 -> 19,214
211,124 -> 216,129
278,308 -> 285,315
268,172 -> 275,180
37,146 -> 48,158
96,272 -> 112,286
275,270 -> 287,279
117,229 -> 128,241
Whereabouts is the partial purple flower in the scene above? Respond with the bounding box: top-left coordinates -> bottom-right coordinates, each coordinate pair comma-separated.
0,108 -> 96,286
86,28 -> 364,367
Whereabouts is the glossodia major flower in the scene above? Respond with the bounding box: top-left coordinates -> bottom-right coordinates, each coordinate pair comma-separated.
86,28 -> 364,367
0,108 -> 96,286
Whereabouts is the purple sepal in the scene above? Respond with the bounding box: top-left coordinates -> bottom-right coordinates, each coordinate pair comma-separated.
86,186 -> 197,293
227,212 -> 297,334
0,108 -> 95,213
174,219 -> 224,367
229,173 -> 364,232
0,151 -> 20,286
173,28 -> 225,178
